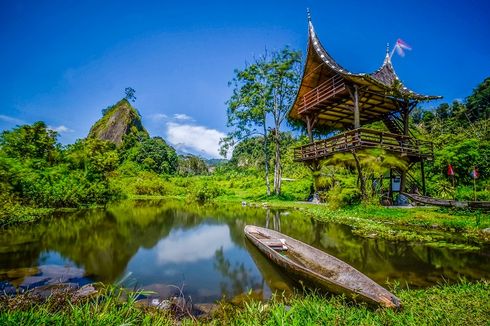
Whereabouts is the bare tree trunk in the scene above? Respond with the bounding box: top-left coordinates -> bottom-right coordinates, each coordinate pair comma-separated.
273,98 -> 282,196
263,124 -> 271,196
351,150 -> 366,199
273,130 -> 282,195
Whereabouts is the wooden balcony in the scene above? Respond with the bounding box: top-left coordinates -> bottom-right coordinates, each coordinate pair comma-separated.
297,75 -> 346,115
294,128 -> 433,162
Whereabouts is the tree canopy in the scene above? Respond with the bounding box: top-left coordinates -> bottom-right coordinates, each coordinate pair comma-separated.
223,47 -> 301,195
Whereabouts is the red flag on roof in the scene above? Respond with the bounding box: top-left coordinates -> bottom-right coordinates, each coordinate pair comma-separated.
394,38 -> 412,57
447,164 -> 455,176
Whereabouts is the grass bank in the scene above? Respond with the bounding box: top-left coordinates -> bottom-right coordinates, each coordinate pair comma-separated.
304,204 -> 489,250
234,199 -> 490,250
1,281 -> 488,325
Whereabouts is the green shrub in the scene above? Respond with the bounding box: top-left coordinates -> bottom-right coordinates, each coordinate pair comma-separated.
188,182 -> 222,203
322,185 -> 361,209
455,185 -> 490,201
111,171 -> 168,196
132,174 -> 167,195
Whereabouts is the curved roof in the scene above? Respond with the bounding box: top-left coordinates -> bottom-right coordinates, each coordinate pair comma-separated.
289,17 -> 442,129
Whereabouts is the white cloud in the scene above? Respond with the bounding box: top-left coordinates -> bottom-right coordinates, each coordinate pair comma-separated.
0,114 -> 25,125
173,113 -> 192,121
150,113 -> 168,121
166,122 -> 225,158
156,225 -> 232,264
48,125 -> 74,133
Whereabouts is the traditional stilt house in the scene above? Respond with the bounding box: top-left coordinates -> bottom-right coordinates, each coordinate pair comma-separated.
289,14 -> 441,199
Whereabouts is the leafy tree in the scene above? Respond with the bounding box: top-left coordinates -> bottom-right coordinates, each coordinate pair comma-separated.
466,77 -> 490,121
432,137 -> 489,184
267,48 -> 302,195
228,131 -> 298,172
411,107 -> 435,126
229,136 -> 271,168
66,138 -> 119,178
223,47 -> 301,195
126,137 -> 178,175
223,55 -> 272,194
119,129 -> 150,159
0,127 -> 121,210
124,87 -> 136,102
0,121 -> 60,164
410,77 -> 490,198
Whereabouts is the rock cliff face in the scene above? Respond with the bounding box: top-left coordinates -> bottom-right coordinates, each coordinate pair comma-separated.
88,99 -> 149,145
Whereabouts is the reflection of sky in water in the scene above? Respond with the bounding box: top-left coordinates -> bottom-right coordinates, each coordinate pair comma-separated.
39,251 -> 78,267
156,224 -> 233,264
124,223 -> 261,302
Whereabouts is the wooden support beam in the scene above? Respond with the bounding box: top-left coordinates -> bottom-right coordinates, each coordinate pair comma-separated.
402,101 -> 410,136
345,84 -> 361,128
306,116 -> 313,142
389,168 -> 393,202
353,85 -> 360,128
305,115 -> 319,142
421,160 -> 426,196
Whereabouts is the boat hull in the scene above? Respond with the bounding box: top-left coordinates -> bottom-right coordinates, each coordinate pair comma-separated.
244,225 -> 401,309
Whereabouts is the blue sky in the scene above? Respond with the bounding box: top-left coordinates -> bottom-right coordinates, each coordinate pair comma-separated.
1,1 -> 489,158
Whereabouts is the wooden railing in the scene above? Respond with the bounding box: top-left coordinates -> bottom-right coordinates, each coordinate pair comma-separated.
297,75 -> 345,114
294,128 -> 433,161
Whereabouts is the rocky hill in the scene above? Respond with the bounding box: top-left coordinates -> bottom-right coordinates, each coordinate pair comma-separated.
88,99 -> 149,145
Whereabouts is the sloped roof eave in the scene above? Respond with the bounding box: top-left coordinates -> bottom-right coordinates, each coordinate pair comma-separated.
288,18 -> 443,122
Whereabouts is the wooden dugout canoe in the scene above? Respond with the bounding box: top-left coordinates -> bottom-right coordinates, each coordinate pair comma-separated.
402,192 -> 490,211
244,225 -> 401,309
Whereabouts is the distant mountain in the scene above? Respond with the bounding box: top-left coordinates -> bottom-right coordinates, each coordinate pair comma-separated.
87,99 -> 149,145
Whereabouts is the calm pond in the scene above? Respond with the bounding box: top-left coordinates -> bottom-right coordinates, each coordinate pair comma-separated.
1,200 -> 489,303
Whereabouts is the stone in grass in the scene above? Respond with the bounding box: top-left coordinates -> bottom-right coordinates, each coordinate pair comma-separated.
135,297 -> 172,310
193,303 -> 219,318
139,283 -> 180,299
0,282 -> 18,295
72,284 -> 98,302
31,283 -> 78,299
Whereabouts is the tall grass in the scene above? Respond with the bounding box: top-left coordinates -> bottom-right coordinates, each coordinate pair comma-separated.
214,281 -> 489,326
1,281 -> 488,325
0,286 -> 173,326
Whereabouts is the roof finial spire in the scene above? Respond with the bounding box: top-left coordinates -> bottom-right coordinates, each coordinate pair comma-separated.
384,43 -> 391,64
307,8 -> 311,22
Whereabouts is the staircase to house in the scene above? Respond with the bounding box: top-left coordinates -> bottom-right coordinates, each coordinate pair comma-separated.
390,168 -> 423,194
382,114 -> 416,138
